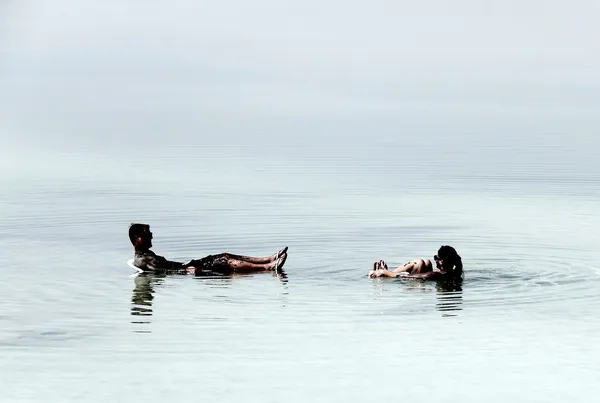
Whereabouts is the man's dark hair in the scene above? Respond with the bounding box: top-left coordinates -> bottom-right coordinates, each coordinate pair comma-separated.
129,223 -> 149,245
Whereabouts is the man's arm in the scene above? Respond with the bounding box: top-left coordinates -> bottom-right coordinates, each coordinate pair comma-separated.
155,255 -> 186,271
142,253 -> 185,272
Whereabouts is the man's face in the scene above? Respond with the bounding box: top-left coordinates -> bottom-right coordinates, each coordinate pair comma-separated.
140,226 -> 153,248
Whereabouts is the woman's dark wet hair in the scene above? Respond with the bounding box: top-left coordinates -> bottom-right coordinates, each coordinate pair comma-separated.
129,223 -> 149,245
437,245 -> 463,277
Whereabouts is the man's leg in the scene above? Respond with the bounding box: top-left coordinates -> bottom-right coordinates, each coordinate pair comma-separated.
222,246 -> 287,264
226,253 -> 287,273
189,252 -> 288,274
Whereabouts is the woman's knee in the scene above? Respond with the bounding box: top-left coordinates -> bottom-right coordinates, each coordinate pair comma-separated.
415,259 -> 432,272
414,259 -> 425,271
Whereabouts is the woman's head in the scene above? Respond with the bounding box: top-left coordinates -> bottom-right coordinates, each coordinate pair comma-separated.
434,245 -> 462,275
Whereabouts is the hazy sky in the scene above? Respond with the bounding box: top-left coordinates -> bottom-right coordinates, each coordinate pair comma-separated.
1,0 -> 599,154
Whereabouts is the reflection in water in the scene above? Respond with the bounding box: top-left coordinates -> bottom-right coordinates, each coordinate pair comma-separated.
369,277 -> 464,317
131,274 -> 163,332
130,270 -> 289,332
435,279 -> 463,317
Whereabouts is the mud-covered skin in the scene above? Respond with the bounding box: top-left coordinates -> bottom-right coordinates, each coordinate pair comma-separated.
134,250 -> 231,275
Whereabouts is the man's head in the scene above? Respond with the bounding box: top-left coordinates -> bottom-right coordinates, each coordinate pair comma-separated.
129,223 -> 153,250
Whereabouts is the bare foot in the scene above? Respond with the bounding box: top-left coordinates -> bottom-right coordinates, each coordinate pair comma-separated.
270,247 -> 289,262
369,261 -> 383,278
370,270 -> 388,278
369,260 -> 397,278
271,252 -> 287,271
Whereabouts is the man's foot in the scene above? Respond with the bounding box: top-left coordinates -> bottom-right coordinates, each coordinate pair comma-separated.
270,247 -> 288,262
270,252 -> 287,271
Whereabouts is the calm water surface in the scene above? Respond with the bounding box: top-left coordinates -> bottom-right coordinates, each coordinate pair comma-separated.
1,142 -> 599,402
